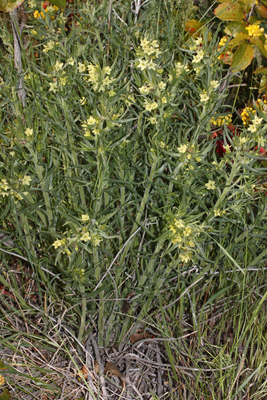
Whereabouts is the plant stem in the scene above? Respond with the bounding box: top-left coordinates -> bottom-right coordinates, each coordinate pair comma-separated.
10,9 -> 26,107
78,284 -> 86,342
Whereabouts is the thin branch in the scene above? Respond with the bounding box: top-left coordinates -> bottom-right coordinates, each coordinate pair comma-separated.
10,8 -> 26,107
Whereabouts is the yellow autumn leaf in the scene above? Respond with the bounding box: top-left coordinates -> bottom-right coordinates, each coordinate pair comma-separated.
0,374 -> 5,386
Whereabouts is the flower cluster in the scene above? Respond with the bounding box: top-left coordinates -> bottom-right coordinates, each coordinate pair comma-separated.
43,40 -> 57,53
189,36 -> 203,51
0,177 -> 31,201
136,37 -> 161,72
175,62 -> 189,77
218,36 -> 228,47
139,37 -> 161,57
82,115 -> 101,137
168,61 -> 189,82
241,99 -> 267,126
210,113 -> 232,126
241,106 -> 256,125
247,115 -> 263,133
192,49 -> 204,64
241,101 -> 266,126
169,218 -> 201,264
213,208 -> 226,217
137,59 -> 157,71
33,3 -> 59,19
83,63 -> 115,92
176,144 -> 202,170
246,23 -> 264,38
52,214 -> 103,256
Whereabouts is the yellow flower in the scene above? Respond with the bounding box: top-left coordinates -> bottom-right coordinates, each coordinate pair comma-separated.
21,176 -> 32,185
177,144 -> 187,153
194,37 -> 203,46
239,136 -> 247,145
0,374 -> 5,386
33,10 -> 40,19
172,234 -> 183,244
81,214 -> 90,222
210,80 -> 219,89
53,61 -> 63,71
252,115 -> 263,125
60,76 -> 67,86
184,226 -> 192,236
43,40 -> 55,53
223,144 -> 231,153
148,116 -> 157,124
214,209 -> 221,216
174,219 -> 184,228
205,180 -> 216,190
180,253 -> 191,263
85,116 -> 97,125
200,93 -> 209,103
68,57 -> 75,66
52,239 -> 63,249
218,36 -> 228,47
147,60 -> 157,70
137,59 -> 149,70
192,49 -> 204,63
84,130 -> 92,137
78,62 -> 87,73
80,232 -> 91,242
0,179 -> 9,191
49,81 -> 57,92
158,81 -> 166,90
25,128 -> 33,137
103,66 -> 112,75
140,85 -> 151,94
246,23 -> 264,38
144,101 -> 158,111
